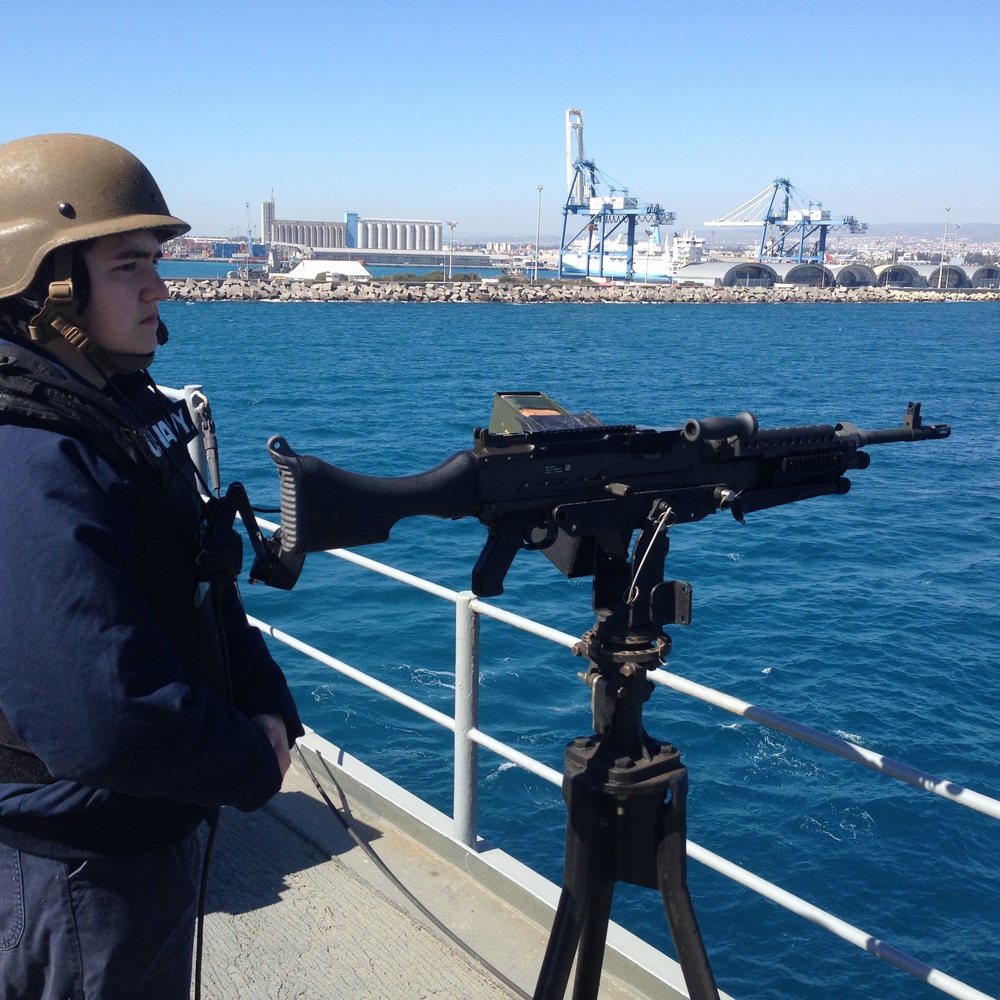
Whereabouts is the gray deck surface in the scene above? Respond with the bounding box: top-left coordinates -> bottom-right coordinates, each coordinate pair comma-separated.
198,759 -> 652,1000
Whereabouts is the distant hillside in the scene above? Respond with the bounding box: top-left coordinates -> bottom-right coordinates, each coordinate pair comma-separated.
851,223 -> 1000,241
691,223 -> 1000,241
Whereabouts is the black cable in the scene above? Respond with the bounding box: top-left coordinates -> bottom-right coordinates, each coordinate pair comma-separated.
293,746 -> 532,1000
193,807 -> 221,1000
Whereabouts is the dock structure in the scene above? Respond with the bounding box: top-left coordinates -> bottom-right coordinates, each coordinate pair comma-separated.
164,275 -> 1000,304
705,178 -> 868,264
199,730 -> 702,1000
558,109 -> 675,283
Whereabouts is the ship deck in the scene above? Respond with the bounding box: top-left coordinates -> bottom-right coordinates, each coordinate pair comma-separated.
200,735 -> 689,1000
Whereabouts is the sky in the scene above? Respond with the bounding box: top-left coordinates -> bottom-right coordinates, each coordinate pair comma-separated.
4,1 -> 998,241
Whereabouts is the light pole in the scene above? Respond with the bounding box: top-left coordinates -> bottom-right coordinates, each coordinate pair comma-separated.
644,229 -> 652,283
533,185 -> 543,283
447,221 -> 457,280
938,206 -> 951,288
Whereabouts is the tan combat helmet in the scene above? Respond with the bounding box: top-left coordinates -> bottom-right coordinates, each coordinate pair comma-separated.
0,133 -> 189,372
0,133 -> 189,299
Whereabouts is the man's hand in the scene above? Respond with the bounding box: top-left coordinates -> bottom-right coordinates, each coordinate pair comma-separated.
253,713 -> 291,778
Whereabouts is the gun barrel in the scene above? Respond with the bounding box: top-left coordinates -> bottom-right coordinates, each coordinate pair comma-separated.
845,401 -> 951,446
847,423 -> 952,445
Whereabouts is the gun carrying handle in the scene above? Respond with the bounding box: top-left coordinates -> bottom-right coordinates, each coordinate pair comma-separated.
684,411 -> 758,443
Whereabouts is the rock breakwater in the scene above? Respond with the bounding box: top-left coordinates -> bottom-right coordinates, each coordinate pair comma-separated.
165,277 -> 1000,305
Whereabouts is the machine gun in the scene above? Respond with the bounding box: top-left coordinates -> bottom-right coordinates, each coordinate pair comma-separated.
250,391 -> 950,599
249,392 -> 949,1000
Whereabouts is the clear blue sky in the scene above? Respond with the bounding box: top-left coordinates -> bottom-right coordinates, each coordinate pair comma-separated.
4,0 -> 997,240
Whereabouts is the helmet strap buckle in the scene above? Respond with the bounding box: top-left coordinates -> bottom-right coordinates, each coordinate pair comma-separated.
28,247 -> 91,352
47,277 -> 75,305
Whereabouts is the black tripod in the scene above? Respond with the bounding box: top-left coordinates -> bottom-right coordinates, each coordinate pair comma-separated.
533,504 -> 720,1000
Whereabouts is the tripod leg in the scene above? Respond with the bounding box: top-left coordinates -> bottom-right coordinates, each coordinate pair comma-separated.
533,884 -> 586,1000
534,852 -> 619,1000
657,773 -> 720,1000
535,767 -> 618,1000
571,876 -> 615,1000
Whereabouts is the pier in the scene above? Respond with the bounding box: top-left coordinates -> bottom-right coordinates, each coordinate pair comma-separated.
165,277 -> 1000,305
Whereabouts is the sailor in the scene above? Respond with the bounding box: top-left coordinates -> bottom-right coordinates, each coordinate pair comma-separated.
0,133 -> 304,998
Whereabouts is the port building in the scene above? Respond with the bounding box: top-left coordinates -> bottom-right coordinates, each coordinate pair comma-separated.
673,261 -> 779,287
676,260 -> 998,289
872,263 -> 1000,288
262,199 -> 442,253
825,263 -> 878,287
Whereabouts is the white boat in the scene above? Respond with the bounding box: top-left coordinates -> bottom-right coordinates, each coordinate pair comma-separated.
560,229 -> 707,282
226,252 -> 268,280
278,258 -> 372,282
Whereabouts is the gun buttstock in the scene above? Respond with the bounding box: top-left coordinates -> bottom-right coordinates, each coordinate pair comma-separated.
266,437 -> 478,553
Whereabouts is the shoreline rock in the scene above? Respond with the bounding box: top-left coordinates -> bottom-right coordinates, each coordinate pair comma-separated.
165,277 -> 1000,305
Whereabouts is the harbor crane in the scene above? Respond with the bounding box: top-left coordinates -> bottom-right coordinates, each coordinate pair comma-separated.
706,178 -> 866,264
558,109 -> 675,281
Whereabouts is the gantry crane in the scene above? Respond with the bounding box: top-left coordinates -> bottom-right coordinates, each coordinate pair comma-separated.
706,178 -> 866,263
558,109 -> 675,281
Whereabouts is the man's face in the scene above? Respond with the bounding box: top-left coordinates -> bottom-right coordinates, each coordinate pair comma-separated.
80,230 -> 168,360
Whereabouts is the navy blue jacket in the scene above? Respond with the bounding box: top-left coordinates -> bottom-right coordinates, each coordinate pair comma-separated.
0,339 -> 303,858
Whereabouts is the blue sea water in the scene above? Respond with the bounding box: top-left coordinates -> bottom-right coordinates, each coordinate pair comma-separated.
153,298 -> 1000,1000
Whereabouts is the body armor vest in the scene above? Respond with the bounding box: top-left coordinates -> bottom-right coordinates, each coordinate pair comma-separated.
0,345 -> 237,784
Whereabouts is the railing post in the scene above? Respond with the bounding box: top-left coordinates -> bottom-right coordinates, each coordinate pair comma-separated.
454,591 -> 480,849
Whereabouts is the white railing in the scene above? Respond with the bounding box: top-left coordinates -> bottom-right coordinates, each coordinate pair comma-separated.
160,382 -> 996,1000
248,528 -> 998,1000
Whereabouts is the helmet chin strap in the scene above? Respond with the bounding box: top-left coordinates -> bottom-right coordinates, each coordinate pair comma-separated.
27,246 -> 162,377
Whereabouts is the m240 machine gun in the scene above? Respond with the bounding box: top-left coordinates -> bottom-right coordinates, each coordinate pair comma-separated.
249,392 -> 949,1000
251,391 -> 949,599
